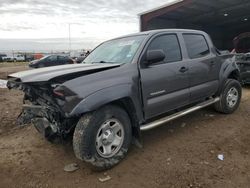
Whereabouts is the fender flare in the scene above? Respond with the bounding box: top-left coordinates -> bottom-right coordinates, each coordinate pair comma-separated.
68,84 -> 143,120
217,60 -> 240,94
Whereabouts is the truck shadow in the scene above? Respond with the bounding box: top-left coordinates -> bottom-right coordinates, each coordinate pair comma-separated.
141,106 -> 220,139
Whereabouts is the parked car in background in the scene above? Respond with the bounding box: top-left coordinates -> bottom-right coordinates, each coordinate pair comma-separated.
33,53 -> 44,60
75,55 -> 86,64
2,54 -> 25,62
232,33 -> 250,84
236,53 -> 250,85
15,54 -> 25,62
2,55 -> 13,62
29,55 -> 74,68
0,54 -> 7,62
73,51 -> 90,64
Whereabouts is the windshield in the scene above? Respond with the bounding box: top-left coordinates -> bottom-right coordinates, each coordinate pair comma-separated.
39,55 -> 49,61
83,35 -> 146,64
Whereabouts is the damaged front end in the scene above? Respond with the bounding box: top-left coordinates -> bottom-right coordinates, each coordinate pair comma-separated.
7,63 -> 121,141
7,79 -> 80,141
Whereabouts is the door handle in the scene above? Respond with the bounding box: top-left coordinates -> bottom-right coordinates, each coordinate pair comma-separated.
179,67 -> 188,73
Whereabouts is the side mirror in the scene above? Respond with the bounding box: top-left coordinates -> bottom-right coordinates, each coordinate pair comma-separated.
145,49 -> 166,65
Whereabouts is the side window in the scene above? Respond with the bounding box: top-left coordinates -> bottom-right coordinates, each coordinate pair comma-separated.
58,56 -> 66,61
183,34 -> 210,59
148,34 -> 182,63
47,55 -> 57,62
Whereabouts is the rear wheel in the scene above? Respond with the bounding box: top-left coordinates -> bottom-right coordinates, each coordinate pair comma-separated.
214,79 -> 242,114
73,105 -> 132,170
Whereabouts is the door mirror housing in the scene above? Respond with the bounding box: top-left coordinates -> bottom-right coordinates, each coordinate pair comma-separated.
145,50 -> 166,65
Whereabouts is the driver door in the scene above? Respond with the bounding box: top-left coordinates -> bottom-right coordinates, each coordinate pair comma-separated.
140,33 -> 190,119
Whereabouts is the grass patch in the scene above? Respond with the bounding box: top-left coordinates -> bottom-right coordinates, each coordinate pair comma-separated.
0,62 -> 29,67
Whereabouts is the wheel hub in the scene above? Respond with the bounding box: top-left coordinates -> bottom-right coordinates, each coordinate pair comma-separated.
102,129 -> 114,145
226,87 -> 238,108
95,118 -> 124,158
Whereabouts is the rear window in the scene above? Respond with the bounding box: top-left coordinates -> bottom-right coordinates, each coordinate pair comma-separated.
183,34 -> 210,59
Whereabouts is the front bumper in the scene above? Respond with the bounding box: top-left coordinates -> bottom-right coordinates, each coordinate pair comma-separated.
18,104 -> 59,138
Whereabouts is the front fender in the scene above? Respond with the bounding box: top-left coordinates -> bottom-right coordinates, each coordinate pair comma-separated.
68,83 -> 142,119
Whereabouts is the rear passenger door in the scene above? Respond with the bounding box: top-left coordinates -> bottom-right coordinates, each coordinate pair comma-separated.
58,56 -> 66,65
140,33 -> 190,119
182,34 -> 220,102
45,55 -> 57,67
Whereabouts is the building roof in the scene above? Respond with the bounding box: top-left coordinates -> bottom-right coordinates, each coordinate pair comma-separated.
138,0 -> 183,16
139,0 -> 250,30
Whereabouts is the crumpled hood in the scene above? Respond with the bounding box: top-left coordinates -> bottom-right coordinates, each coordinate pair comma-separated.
8,63 -> 120,83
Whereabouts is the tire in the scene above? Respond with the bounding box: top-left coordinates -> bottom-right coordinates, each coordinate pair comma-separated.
214,79 -> 242,114
73,105 -> 132,170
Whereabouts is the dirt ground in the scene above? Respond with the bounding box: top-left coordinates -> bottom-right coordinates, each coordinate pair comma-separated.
0,64 -> 28,79
0,65 -> 250,188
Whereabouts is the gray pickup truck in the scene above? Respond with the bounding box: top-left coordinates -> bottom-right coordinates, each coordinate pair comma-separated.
8,29 -> 241,169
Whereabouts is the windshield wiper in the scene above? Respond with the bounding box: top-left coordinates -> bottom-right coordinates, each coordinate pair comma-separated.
91,61 -> 116,64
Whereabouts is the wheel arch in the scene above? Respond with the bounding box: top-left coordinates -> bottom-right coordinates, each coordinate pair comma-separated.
108,97 -> 142,144
217,61 -> 241,95
68,84 -> 144,143
228,69 -> 241,81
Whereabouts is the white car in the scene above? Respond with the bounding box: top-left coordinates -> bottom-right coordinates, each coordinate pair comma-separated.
15,54 -> 25,61
2,54 -> 25,62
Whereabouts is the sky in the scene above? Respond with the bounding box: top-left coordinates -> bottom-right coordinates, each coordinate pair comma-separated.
0,0 -> 173,51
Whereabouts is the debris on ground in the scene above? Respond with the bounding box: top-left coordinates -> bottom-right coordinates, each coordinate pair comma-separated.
98,174 -> 112,182
63,163 -> 79,172
217,154 -> 224,161
205,114 -> 215,117
166,157 -> 171,165
0,79 -> 7,88
204,161 -> 209,165
181,123 -> 186,128
169,129 -> 174,133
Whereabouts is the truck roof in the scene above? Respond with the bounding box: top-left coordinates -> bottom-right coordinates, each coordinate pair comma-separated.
113,29 -> 208,40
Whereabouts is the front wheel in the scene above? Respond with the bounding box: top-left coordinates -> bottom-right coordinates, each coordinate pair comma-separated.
214,79 -> 242,114
73,105 -> 132,170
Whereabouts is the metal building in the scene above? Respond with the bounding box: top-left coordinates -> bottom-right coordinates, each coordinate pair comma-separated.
139,0 -> 250,50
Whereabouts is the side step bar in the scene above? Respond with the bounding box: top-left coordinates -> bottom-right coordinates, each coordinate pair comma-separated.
140,97 -> 220,131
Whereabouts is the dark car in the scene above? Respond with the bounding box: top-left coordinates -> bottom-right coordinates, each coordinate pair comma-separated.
236,53 -> 250,84
75,56 -> 86,64
29,55 -> 73,68
0,54 -> 7,62
8,29 -> 241,169
232,33 -> 250,84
